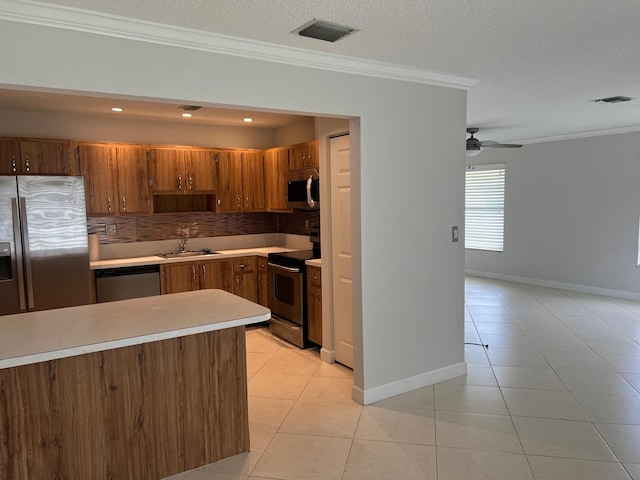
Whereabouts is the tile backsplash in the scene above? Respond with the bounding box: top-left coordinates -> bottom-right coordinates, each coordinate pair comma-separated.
88,210 -> 319,244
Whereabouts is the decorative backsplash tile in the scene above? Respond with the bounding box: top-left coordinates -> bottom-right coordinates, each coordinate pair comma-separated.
88,210 -> 318,244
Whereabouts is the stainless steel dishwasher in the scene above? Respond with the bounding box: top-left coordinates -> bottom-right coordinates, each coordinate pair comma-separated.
95,265 -> 161,303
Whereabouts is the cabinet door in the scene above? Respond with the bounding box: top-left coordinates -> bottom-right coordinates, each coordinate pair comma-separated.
116,146 -> 150,214
288,144 -> 305,171
307,266 -> 322,345
20,140 -> 75,175
303,140 -> 319,169
233,257 -> 257,302
0,139 -> 21,175
79,144 -> 119,215
161,263 -> 198,294
184,149 -> 216,192
149,149 -> 183,192
264,148 -> 290,211
257,256 -> 268,307
242,151 -> 265,211
216,151 -> 243,212
199,259 -> 233,292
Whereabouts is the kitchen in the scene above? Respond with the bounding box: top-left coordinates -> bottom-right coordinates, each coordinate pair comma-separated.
0,93 -> 332,345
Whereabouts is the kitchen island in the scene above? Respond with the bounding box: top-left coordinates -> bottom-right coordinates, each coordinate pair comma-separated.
0,289 -> 270,479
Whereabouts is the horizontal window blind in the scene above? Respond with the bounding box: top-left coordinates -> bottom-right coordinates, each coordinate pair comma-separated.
465,164 -> 505,252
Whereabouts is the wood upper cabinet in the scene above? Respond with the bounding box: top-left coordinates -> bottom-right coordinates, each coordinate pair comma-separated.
216,150 -> 265,212
307,265 -> 322,345
233,256 -> 257,303
0,138 -> 76,175
149,147 -> 217,193
242,151 -> 265,211
288,140 -> 318,171
257,256 -> 268,307
264,147 -> 290,211
79,143 -> 150,215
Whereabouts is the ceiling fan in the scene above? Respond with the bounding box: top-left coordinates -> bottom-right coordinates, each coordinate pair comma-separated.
466,127 -> 522,156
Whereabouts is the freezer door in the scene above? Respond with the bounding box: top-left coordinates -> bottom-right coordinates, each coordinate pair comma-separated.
17,176 -> 92,311
0,176 -> 25,315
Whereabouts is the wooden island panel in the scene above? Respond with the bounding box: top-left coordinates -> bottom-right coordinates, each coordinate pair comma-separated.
0,327 -> 249,479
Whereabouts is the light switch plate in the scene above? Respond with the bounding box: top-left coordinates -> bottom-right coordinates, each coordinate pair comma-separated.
452,226 -> 459,242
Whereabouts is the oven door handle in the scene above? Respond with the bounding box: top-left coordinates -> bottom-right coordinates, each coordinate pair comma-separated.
267,262 -> 301,273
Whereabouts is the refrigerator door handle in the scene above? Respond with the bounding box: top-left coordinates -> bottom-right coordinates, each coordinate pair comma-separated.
18,197 -> 35,310
11,198 -> 27,312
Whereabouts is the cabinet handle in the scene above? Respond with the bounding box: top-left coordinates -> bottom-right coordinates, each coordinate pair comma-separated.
188,174 -> 194,190
236,275 -> 240,286
192,265 -> 196,281
121,196 -> 126,212
107,196 -> 112,212
245,195 -> 249,208
24,156 -> 30,172
202,264 -> 206,279
178,175 -> 182,190
239,263 -> 245,269
237,194 -> 241,208
316,291 -> 320,303
11,156 -> 17,172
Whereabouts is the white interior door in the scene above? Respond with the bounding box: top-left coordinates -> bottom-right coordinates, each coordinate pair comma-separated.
330,134 -> 353,368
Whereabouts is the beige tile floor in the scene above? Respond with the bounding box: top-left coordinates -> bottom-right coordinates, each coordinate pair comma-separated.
168,276 -> 640,480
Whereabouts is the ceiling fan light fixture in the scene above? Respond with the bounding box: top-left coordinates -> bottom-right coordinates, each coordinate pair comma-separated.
294,19 -> 358,43
466,147 -> 482,157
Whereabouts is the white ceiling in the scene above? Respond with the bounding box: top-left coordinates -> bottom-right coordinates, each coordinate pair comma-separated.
6,0 -> 640,143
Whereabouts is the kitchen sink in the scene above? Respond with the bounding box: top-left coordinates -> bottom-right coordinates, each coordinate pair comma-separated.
157,251 -> 222,259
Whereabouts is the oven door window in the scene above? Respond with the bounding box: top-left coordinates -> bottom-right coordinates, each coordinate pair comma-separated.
274,273 -> 295,305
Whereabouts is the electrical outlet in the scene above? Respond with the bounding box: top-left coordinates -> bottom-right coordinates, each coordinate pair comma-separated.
106,224 -> 117,236
452,226 -> 459,242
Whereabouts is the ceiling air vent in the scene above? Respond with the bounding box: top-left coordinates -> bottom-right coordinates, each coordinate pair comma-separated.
294,19 -> 358,43
178,105 -> 202,111
593,96 -> 632,104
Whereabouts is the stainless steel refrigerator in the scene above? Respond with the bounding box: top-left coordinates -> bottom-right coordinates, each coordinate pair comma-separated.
0,176 -> 92,316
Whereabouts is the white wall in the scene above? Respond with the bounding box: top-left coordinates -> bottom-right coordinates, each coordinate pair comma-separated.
274,117 -> 316,146
0,18 -> 467,403
466,131 -> 640,299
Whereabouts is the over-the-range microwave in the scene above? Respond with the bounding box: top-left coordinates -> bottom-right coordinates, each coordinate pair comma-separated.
287,169 -> 319,210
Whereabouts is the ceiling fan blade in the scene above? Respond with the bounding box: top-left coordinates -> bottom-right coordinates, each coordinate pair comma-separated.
480,140 -> 522,149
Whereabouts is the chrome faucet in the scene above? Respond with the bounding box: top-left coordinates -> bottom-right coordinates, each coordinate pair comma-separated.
179,237 -> 189,253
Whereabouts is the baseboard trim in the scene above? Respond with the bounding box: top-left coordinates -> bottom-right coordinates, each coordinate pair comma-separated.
320,348 -> 335,364
352,362 -> 467,405
465,270 -> 640,302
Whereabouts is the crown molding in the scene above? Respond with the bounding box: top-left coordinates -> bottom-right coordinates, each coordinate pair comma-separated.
0,0 -> 477,90
516,124 -> 640,145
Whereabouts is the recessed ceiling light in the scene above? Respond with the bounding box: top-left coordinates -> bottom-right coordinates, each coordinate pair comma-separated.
243,118 -> 253,123
181,113 -> 193,118
111,107 -> 123,112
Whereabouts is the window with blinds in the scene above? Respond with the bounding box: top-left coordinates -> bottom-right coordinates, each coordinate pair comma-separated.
465,164 -> 505,252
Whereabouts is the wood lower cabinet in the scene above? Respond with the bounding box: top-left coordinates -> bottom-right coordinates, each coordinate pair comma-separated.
288,140 -> 319,171
149,147 -> 217,194
257,256 -> 268,307
264,147 -> 290,211
307,265 -> 322,345
216,150 -> 265,212
79,143 -> 150,215
0,137 -> 76,175
161,259 -> 232,294
161,257 -> 257,303
233,257 -> 257,303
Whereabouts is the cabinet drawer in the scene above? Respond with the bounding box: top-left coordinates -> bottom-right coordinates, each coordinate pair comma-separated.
307,266 -> 321,287
233,256 -> 256,273
257,256 -> 268,271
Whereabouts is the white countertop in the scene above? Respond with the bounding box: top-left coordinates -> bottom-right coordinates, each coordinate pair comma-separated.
306,258 -> 322,267
91,246 -> 296,270
0,290 -> 270,369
